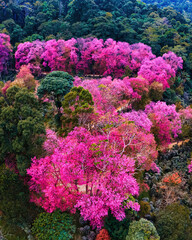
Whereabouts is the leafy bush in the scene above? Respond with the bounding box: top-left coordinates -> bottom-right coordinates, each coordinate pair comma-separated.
126,218 -> 160,240
104,211 -> 131,240
155,203 -> 192,240
31,211 -> 76,240
0,219 -> 27,240
0,165 -> 40,226
139,201 -> 151,217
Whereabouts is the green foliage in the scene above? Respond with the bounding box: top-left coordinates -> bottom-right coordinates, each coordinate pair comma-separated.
104,211 -> 131,240
37,71 -> 74,101
22,34 -> 44,43
0,219 -> 28,240
61,86 -> 94,135
126,218 -> 160,240
66,0 -> 99,23
181,122 -> 192,138
0,86 -> 46,175
37,71 -> 74,128
155,203 -> 192,240
0,165 -> 41,227
139,201 -> 151,217
142,0 -> 192,21
32,211 -> 76,240
163,88 -> 179,105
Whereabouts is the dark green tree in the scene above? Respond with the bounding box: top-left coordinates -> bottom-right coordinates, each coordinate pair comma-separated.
0,86 -> 46,175
0,165 -> 42,231
155,203 -> 192,240
32,211 -> 76,240
104,211 -> 131,240
66,0 -> 99,23
37,71 -> 74,128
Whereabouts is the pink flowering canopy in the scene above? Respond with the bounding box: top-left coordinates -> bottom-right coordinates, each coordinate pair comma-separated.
145,101 -> 182,146
138,57 -> 176,89
121,110 -> 152,132
15,37 -> 182,80
74,76 -> 149,115
0,33 -> 12,75
27,127 -> 140,229
41,38 -> 78,74
15,40 -> 45,76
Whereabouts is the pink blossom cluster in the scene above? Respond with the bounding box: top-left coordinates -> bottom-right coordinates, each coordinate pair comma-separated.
122,110 -> 152,132
15,37 -> 182,82
27,127 -> 140,229
145,101 -> 182,146
0,33 -> 12,75
138,56 -> 180,89
188,162 -> 192,173
74,76 -> 150,115
179,106 -> 192,121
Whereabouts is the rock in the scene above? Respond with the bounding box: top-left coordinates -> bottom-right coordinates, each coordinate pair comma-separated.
79,217 -> 87,226
83,225 -> 90,235
82,237 -> 87,240
142,197 -> 149,202
87,231 -> 96,240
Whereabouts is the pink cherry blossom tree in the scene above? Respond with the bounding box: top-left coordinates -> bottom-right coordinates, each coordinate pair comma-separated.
0,33 -> 12,77
145,101 -> 182,146
27,127 -> 140,229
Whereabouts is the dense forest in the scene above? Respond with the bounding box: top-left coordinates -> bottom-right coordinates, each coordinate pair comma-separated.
142,0 -> 192,21
1,0 -> 192,240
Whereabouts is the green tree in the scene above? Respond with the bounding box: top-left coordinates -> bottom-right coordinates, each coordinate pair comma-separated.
126,218 -> 160,240
37,71 -> 74,128
0,86 -> 45,175
32,211 -> 76,240
66,0 -> 99,23
61,86 -> 94,135
0,165 -> 41,230
155,203 -> 192,240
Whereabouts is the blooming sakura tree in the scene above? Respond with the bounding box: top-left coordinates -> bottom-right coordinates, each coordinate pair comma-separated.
0,33 -> 12,76
74,76 -> 144,115
188,163 -> 192,173
122,111 -> 152,132
179,106 -> 192,139
11,65 -> 36,90
27,127 -> 140,229
41,38 -> 78,74
129,43 -> 155,71
138,57 -> 180,89
14,37 -> 182,80
162,51 -> 183,72
15,40 -> 45,76
43,129 -> 62,155
107,123 -> 158,171
76,38 -> 104,75
145,101 -> 182,146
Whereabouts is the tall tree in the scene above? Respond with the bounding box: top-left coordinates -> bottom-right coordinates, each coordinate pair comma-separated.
0,86 -> 46,175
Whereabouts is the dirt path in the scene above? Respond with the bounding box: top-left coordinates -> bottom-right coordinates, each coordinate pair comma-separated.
168,139 -> 190,149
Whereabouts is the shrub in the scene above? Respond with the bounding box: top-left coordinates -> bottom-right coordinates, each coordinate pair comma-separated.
126,218 -> 160,240
96,229 -> 111,240
0,219 -> 27,240
139,201 -> 151,217
155,203 -> 192,240
32,211 -> 76,240
0,165 -> 40,227
104,211 -> 131,240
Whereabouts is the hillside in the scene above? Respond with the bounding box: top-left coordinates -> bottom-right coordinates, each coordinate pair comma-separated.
1,1 -> 192,240
142,0 -> 192,21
